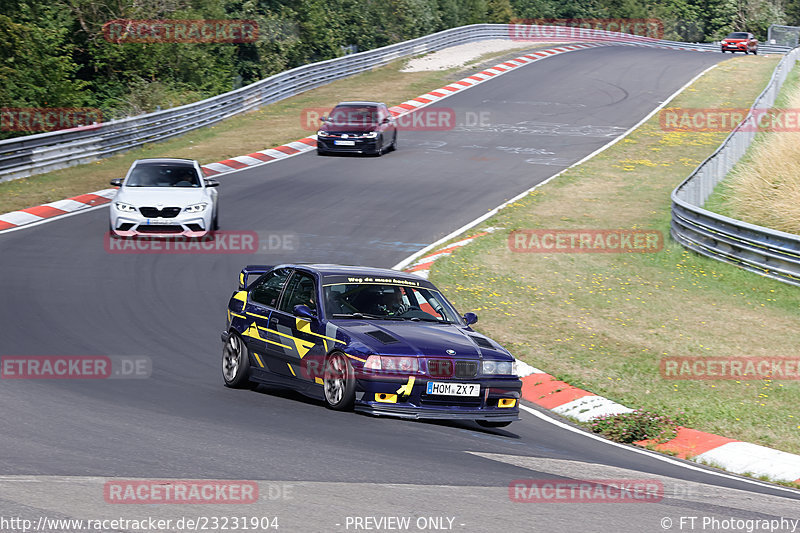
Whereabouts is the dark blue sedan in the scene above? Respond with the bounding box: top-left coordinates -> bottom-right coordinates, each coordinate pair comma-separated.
221,264 -> 521,427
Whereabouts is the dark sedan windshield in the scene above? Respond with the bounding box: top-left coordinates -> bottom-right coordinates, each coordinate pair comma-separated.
324,283 -> 460,323
328,106 -> 379,126
125,163 -> 201,187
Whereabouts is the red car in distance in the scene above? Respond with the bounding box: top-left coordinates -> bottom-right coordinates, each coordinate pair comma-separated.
720,32 -> 758,54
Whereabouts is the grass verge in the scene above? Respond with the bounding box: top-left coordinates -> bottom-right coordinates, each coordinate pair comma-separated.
0,44 -> 564,215
704,64 -> 800,233
425,54 -> 800,456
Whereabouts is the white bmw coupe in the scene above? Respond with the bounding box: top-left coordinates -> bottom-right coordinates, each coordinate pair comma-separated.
109,158 -> 219,237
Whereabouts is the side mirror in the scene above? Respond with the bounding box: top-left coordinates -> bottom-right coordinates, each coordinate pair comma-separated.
382,117 -> 391,124
294,304 -> 316,321
205,178 -> 220,187
320,115 -> 328,123
110,178 -> 123,187
463,312 -> 478,325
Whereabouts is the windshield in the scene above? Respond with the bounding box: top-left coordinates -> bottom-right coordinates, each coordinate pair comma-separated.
727,33 -> 749,39
328,106 -> 379,126
125,164 -> 201,187
324,283 -> 461,323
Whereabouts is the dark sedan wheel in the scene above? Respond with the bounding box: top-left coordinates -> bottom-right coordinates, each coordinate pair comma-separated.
323,352 -> 355,410
374,135 -> 385,157
222,332 -> 252,388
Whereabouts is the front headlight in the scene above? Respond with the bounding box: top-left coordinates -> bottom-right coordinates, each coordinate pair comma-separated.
115,202 -> 136,213
364,355 -> 419,373
482,360 -> 514,375
185,203 -> 207,213
363,132 -> 378,138
317,130 -> 329,137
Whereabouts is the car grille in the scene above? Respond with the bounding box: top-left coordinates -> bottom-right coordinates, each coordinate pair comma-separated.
427,359 -> 453,378
455,361 -> 478,378
136,224 -> 183,234
420,395 -> 481,407
139,207 -> 181,218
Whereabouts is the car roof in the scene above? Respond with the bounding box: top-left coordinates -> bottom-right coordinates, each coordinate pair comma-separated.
133,158 -> 197,166
334,101 -> 385,107
279,263 -> 430,282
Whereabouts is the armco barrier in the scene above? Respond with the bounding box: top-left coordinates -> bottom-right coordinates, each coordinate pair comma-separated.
0,23 -> 790,183
671,47 -> 800,286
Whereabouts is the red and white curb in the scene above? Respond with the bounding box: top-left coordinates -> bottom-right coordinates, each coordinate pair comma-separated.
0,40 -> 712,233
405,231 -> 800,484
200,138 -> 318,176
404,231 -> 491,279
0,189 -> 117,231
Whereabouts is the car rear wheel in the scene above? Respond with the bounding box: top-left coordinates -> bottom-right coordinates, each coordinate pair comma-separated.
323,352 -> 355,410
222,332 -> 252,388
477,420 -> 512,428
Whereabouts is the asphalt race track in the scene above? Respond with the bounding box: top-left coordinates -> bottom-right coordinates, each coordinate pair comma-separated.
2,46 -> 799,532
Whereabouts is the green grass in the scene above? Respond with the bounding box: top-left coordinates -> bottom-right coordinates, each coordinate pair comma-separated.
426,54 -> 800,455
0,43 -> 562,215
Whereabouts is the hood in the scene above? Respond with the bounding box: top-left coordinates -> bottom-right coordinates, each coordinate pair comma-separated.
339,320 -> 513,361
321,122 -> 379,134
115,187 -> 208,207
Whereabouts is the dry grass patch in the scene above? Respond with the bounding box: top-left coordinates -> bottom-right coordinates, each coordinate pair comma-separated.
723,72 -> 800,233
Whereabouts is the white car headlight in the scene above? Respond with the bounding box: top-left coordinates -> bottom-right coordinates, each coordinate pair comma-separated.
482,360 -> 514,375
185,203 -> 207,213
317,130 -> 329,137
115,202 -> 136,213
363,132 -> 378,138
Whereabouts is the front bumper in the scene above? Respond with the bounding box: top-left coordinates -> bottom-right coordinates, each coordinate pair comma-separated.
317,137 -> 380,154
721,43 -> 754,52
111,210 -> 210,237
354,375 -> 522,421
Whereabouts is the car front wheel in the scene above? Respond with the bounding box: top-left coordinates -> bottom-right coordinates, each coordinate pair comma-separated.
222,332 -> 252,388
323,352 -> 355,410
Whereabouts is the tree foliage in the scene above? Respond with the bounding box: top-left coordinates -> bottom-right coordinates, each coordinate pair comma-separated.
0,0 -> 790,138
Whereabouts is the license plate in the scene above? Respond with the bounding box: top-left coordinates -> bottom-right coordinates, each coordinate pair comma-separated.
334,140 -> 356,146
426,382 -> 480,396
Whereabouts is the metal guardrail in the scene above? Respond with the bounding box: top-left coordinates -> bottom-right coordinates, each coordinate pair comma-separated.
1,23 -> 790,183
671,47 -> 800,286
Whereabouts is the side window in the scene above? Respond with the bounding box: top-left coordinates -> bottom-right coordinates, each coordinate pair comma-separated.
250,268 -> 291,308
279,272 -> 317,313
